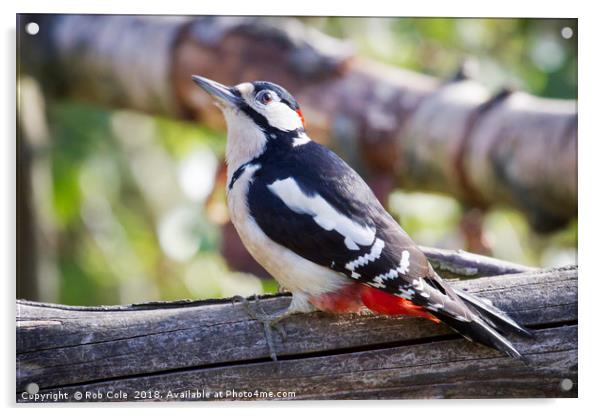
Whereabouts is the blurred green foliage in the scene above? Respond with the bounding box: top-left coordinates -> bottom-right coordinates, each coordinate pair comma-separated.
20,17 -> 577,306
308,17 -> 577,98
41,102 -> 273,305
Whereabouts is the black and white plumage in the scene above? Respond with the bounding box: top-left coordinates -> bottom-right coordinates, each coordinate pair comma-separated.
192,75 -> 532,360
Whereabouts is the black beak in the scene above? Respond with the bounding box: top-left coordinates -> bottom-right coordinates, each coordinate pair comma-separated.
192,75 -> 240,108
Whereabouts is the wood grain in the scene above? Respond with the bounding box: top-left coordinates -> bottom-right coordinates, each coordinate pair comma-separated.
17,266 -> 577,401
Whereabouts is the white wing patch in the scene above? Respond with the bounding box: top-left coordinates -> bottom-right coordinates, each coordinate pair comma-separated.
345,238 -> 385,276
267,177 -> 376,250
371,250 -> 412,288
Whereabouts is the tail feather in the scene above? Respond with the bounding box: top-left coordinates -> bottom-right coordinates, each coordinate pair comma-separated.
433,311 -> 526,361
431,289 -> 533,361
471,316 -> 523,359
454,289 -> 534,338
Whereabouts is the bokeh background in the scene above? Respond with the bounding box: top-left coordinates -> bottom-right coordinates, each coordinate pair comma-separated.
17,17 -> 577,306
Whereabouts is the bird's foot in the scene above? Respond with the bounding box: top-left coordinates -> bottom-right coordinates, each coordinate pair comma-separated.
232,295 -> 290,361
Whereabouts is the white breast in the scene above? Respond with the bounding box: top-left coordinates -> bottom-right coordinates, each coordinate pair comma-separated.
227,164 -> 348,296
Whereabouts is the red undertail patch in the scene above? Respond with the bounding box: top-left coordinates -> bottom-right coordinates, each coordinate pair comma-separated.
309,283 -> 440,323
360,285 -> 441,323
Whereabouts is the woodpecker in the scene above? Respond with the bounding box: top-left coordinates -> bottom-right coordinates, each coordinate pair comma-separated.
192,75 -> 532,361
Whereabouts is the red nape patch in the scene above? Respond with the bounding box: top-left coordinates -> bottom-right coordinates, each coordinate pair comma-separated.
360,286 -> 441,323
296,109 -> 305,127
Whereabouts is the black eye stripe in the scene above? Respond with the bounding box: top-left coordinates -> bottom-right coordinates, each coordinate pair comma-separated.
234,81 -> 305,136
238,100 -> 305,139
239,101 -> 270,130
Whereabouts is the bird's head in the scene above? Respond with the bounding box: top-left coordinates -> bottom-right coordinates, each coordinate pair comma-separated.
192,75 -> 308,168
192,75 -> 305,135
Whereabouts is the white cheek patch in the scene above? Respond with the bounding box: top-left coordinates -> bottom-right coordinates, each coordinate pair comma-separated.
267,177 -> 376,250
260,102 -> 304,132
238,85 -> 303,132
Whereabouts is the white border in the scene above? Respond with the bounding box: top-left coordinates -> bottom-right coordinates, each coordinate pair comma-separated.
3,0 -> 598,414
9,0 -> 582,17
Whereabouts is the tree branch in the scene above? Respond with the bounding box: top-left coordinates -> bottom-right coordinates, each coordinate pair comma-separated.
419,246 -> 535,279
16,266 -> 576,401
19,14 -> 577,232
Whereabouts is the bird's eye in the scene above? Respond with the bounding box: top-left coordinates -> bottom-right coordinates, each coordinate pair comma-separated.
257,90 -> 274,105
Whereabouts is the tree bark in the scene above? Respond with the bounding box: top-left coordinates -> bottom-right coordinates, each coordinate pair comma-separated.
19,14 -> 577,232
418,245 -> 534,279
17,117 -> 37,300
16,266 -> 577,401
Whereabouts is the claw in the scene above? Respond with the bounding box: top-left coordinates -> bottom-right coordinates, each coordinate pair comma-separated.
233,295 -> 289,361
230,295 -> 247,306
274,323 -> 287,342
